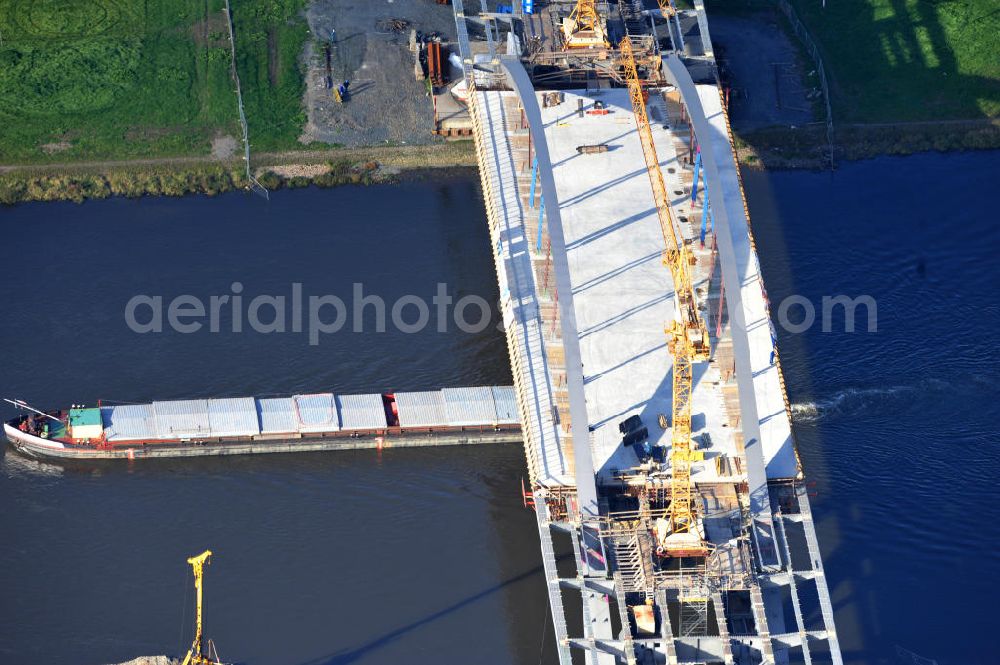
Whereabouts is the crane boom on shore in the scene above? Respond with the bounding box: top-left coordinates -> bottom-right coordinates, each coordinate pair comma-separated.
619,36 -> 710,558
181,550 -> 224,665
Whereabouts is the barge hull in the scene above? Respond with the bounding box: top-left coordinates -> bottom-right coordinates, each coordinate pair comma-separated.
3,424 -> 522,461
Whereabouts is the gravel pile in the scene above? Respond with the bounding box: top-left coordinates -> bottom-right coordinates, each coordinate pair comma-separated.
106,657 -> 177,665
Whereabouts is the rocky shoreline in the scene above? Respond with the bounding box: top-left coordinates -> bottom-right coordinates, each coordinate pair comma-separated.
106,657 -> 177,665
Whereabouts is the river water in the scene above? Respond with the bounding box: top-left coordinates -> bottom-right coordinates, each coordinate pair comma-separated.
1,153 -> 997,665
744,151 -> 1000,665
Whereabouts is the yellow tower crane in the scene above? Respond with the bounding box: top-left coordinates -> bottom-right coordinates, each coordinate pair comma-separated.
181,550 -> 224,665
562,0 -> 609,49
619,37 -> 710,558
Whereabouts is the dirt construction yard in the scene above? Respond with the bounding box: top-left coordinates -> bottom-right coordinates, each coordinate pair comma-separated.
301,0 -> 458,146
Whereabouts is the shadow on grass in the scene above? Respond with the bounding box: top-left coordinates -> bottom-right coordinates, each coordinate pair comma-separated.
707,0 -> 1000,167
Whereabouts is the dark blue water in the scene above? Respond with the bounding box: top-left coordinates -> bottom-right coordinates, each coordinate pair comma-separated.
745,151 -> 1000,665
0,179 -> 559,665
1,152 -> 997,665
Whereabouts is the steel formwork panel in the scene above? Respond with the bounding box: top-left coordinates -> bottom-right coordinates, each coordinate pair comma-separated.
335,393 -> 388,430
207,397 -> 260,437
152,400 -> 211,438
294,394 -> 340,433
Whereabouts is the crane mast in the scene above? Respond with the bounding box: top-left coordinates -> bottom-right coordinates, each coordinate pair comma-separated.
562,0 -> 609,49
619,37 -> 710,557
181,550 -> 223,665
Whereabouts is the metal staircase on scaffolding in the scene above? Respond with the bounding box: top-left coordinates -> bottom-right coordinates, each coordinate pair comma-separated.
617,0 -> 647,35
607,521 -> 657,598
678,589 -> 710,637
749,584 -> 777,665
612,572 -> 638,665
711,589 -> 737,665
674,561 -> 711,639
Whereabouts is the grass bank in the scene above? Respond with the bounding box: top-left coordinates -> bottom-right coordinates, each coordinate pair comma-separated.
229,0 -> 310,150
0,142 -> 476,205
0,0 -> 239,163
734,119 -> 1000,169
707,0 -> 999,166
782,0 -> 999,122
0,0 -> 309,165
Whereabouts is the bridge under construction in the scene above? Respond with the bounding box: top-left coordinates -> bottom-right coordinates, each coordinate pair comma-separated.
451,2 -> 842,663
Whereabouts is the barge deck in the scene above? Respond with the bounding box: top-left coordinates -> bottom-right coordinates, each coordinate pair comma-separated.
3,386 -> 522,460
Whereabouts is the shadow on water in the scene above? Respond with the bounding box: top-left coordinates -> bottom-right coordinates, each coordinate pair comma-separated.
742,151 -> 1000,665
296,556 -> 569,665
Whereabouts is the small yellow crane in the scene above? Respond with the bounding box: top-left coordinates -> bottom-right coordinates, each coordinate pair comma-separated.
619,37 -> 710,558
181,550 -> 224,665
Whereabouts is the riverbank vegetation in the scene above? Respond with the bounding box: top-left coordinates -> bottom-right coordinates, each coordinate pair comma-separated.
0,164 -> 246,204
0,142 -> 477,205
734,119 -> 1000,169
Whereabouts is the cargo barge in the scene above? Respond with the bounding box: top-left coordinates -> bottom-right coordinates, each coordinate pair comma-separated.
3,386 -> 522,460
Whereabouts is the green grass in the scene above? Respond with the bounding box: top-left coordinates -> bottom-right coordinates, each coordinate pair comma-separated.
785,0 -> 998,121
709,0 -> 999,122
0,1 -> 240,163
0,0 -> 309,164
229,0 -> 309,151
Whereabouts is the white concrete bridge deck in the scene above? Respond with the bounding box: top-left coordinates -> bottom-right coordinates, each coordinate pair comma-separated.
475,90 -> 574,488
477,83 -> 799,490
540,88 -> 742,482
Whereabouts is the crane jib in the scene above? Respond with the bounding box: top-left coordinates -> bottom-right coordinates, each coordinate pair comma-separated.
619,36 -> 710,552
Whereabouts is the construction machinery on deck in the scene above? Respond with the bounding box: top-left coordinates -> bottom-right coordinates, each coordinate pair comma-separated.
448,0 -> 844,659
